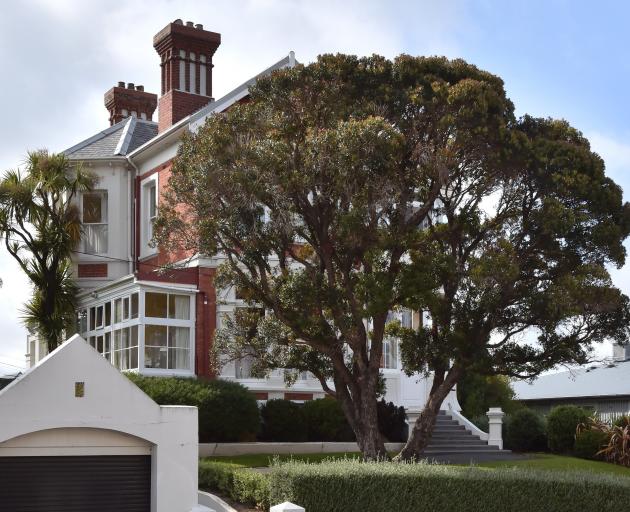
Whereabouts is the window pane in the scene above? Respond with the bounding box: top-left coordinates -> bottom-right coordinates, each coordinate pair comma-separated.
168,349 -> 190,370
83,224 -> 108,254
123,297 -> 130,319
89,307 -> 95,331
131,293 -> 139,319
145,346 -> 167,369
168,326 -> 190,349
83,193 -> 103,223
130,325 -> 138,346
121,327 -> 129,349
145,325 -> 167,347
104,302 -> 111,326
145,292 -> 167,318
89,336 -> 96,349
114,298 -> 122,323
96,306 -> 103,327
104,332 -> 111,354
168,294 -> 190,320
96,336 -> 104,354
149,185 -> 157,218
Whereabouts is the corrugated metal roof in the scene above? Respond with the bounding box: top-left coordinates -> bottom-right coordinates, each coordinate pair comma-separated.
64,118 -> 157,160
513,360 -> 630,400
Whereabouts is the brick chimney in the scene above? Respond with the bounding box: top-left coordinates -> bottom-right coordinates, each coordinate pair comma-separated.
153,19 -> 221,132
104,82 -> 158,126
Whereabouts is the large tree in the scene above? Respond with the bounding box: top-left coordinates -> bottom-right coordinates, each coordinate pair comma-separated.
0,151 -> 94,352
155,54 -> 515,459
393,115 -> 630,459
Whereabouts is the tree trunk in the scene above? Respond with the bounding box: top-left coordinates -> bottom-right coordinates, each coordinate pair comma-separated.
395,367 -> 462,461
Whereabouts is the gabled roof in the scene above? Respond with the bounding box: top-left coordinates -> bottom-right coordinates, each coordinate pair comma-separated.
64,117 -> 158,160
513,360 -> 630,401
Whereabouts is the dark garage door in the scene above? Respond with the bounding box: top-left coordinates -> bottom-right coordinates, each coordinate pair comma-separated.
0,455 -> 151,512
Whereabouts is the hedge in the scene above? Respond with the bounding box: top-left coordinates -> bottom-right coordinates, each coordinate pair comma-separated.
269,459 -> 630,512
261,399 -> 308,441
505,409 -> 547,452
302,398 -> 355,442
547,405 -> 590,453
198,460 -> 269,510
126,374 -> 260,442
574,429 -> 608,460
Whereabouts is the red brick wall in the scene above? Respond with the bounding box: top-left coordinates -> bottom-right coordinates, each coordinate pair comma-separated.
78,263 -> 108,278
158,89 -> 212,132
195,267 -> 216,378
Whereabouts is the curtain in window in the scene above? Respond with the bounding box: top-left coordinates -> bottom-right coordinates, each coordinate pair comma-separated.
169,295 -> 190,320
168,327 -> 190,370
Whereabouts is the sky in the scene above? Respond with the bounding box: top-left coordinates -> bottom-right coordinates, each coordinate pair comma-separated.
1,0 -> 630,375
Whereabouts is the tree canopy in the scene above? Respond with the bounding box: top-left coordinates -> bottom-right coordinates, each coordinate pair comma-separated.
0,151 -> 94,352
155,54 -> 630,460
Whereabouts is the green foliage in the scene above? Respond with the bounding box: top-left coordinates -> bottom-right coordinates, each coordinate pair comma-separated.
302,399 -> 355,442
260,399 -> 308,442
126,374 -> 260,442
614,415 -> 630,428
575,430 -> 608,460
458,373 -> 519,419
0,150 -> 95,351
377,399 -> 407,442
269,459 -> 630,512
157,51 -> 630,459
505,409 -> 547,452
198,460 -> 269,510
547,406 -> 591,453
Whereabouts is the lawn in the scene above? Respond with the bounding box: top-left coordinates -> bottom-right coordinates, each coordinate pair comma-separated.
476,453 -> 630,477
205,452 -> 630,478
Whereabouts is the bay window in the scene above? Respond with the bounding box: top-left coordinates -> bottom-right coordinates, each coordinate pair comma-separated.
82,191 -> 108,254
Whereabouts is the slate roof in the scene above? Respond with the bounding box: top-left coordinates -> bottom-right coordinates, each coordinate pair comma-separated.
64,117 -> 158,160
513,359 -> 630,401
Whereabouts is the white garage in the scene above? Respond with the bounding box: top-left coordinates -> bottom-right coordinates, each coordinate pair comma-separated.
0,334 -> 207,512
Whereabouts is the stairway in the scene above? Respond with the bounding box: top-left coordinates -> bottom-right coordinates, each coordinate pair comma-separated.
420,411 -> 519,463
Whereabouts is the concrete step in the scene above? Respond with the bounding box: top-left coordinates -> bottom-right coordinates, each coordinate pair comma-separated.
425,444 -> 501,452
433,424 -> 466,431
428,438 -> 490,446
422,447 -> 505,455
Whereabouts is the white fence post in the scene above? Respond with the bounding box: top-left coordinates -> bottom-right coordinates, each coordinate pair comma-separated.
486,407 -> 504,449
271,502 -> 305,512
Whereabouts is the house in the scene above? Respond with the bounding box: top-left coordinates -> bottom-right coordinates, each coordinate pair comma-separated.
1,335 -> 203,512
24,18 -> 459,412
513,344 -> 630,421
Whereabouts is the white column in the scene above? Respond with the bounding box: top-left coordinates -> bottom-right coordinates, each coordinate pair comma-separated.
487,407 -> 504,449
405,407 -> 422,440
271,503 -> 305,512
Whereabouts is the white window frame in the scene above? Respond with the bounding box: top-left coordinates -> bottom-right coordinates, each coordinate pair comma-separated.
140,174 -> 158,259
80,190 -> 109,256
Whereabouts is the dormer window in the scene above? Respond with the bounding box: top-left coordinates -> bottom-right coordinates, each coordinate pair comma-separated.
81,191 -> 108,255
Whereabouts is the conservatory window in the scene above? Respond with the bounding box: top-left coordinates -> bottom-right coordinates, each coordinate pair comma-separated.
144,324 -> 190,370
82,191 -> 108,255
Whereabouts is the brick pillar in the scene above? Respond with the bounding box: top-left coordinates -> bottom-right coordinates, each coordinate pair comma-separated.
195,267 -> 216,378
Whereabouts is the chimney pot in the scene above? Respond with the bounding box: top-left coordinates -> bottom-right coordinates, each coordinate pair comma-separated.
136,85 -> 144,91
186,21 -> 194,27
195,23 -> 203,30
104,83 -> 157,126
174,18 -> 183,25
117,81 -> 125,87
127,82 -> 135,89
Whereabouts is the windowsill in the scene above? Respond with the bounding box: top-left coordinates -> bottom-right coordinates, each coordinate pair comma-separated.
139,368 -> 195,377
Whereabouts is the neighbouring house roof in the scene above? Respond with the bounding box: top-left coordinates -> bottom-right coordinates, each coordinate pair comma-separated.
64,117 -> 158,160
513,360 -> 630,401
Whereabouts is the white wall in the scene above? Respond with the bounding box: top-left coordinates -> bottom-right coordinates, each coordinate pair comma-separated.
0,335 -> 199,512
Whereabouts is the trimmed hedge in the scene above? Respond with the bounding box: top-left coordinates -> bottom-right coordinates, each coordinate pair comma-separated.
547,405 -> 590,453
302,398 -> 355,442
376,399 -> 407,442
126,374 -> 260,442
269,459 -> 630,512
261,399 -> 308,441
198,460 -> 269,510
505,409 -> 547,452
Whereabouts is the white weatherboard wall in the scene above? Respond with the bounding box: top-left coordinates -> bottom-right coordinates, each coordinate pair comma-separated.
0,335 -> 200,512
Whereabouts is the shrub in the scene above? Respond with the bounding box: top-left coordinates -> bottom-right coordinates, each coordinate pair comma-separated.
614,415 -> 630,428
269,459 -> 630,512
302,398 -> 355,442
599,424 -> 630,467
260,399 -> 308,441
126,374 -> 260,442
505,409 -> 547,452
377,400 -> 407,442
574,429 -> 608,460
199,460 -> 269,510
546,405 -> 590,453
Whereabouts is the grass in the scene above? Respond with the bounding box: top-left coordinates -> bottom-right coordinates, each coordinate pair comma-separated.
476,453 -> 630,477
206,452 -> 630,478
205,452 -> 362,467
